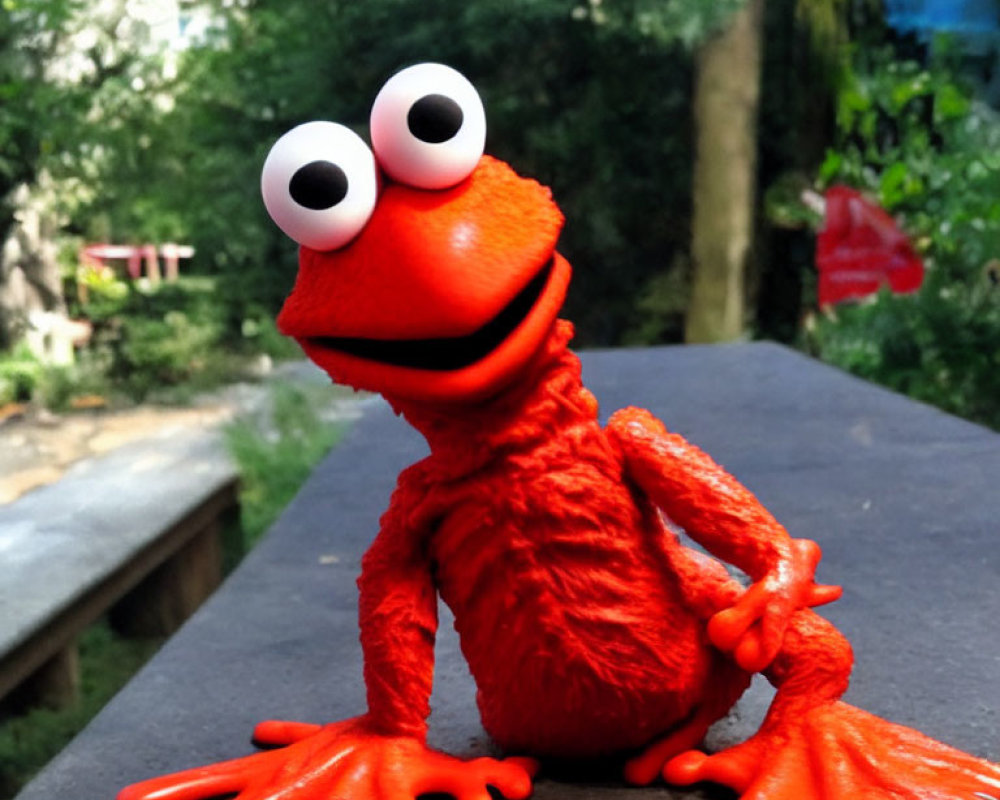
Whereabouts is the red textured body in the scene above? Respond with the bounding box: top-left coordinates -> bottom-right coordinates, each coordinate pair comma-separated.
119,65 -> 1000,798
395,324 -> 744,756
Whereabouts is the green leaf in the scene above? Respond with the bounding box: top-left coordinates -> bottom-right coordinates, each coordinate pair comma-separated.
934,82 -> 970,123
818,149 -> 844,184
889,72 -> 930,112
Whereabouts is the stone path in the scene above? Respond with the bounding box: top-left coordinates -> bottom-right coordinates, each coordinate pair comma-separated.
0,361 -> 348,505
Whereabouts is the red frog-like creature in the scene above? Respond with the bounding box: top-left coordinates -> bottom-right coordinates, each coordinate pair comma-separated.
121,64 -> 1000,800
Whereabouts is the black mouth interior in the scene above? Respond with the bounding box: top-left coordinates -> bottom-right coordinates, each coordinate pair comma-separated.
308,257 -> 554,371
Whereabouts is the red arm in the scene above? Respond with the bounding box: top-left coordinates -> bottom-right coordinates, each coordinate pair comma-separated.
607,407 -> 840,673
118,463 -> 537,800
358,464 -> 438,740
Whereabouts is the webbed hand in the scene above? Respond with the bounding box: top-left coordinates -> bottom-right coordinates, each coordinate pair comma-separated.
708,539 -> 841,673
118,716 -> 537,800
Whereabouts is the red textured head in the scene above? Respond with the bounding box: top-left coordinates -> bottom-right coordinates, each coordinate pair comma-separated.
263,64 -> 570,405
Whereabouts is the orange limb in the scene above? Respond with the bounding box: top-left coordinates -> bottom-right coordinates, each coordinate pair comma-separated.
662,611 -> 1000,798
608,406 -> 841,673
624,704 -> 725,786
252,720 -> 322,746
664,701 -> 1000,799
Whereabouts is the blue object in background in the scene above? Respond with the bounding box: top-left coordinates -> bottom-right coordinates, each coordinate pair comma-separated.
885,0 -> 999,35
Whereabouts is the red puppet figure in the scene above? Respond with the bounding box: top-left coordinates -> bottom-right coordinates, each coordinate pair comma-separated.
120,64 -> 1000,800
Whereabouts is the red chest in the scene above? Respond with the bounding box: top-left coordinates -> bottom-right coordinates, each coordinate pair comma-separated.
424,420 -> 713,755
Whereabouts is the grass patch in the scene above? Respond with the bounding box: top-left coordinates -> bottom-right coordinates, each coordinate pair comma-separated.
224,381 -> 346,561
0,622 -> 163,799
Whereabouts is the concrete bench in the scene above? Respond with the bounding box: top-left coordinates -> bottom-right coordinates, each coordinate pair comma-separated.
0,427 -> 238,710
14,342 -> 1000,799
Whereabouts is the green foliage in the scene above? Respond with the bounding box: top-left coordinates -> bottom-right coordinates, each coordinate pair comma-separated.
75,264 -> 129,304
816,46 -> 990,217
31,364 -> 76,411
0,344 -> 109,410
0,0 -> 85,239
7,0 -> 833,351
115,310 -> 221,398
0,345 -> 42,403
576,0 -> 747,48
240,313 -> 302,360
78,277 -> 231,402
620,257 -> 690,345
1,274 -> 303,410
224,383 -> 344,550
807,45 -> 1000,429
808,271 -> 1000,427
0,621 -> 162,799
62,0 -> 739,347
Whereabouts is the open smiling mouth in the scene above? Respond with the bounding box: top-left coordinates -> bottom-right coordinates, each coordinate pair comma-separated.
307,257 -> 555,371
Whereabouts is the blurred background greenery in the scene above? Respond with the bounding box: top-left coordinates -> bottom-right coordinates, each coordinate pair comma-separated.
1,0 -> 999,427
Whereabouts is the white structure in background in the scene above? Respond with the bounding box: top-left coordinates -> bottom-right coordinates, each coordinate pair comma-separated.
81,242 -> 196,282
47,0 -> 215,84
1,0 -> 215,364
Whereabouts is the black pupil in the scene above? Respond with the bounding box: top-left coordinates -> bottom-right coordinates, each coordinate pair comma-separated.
289,160 -> 348,210
407,94 -> 464,143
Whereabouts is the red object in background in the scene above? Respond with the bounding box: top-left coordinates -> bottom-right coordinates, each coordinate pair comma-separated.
816,185 -> 924,306
81,243 -> 195,281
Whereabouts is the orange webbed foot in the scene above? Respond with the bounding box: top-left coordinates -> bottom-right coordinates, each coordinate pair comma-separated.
118,716 -> 538,800
663,701 -> 1000,799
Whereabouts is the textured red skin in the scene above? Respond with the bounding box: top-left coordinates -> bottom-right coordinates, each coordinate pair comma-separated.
120,155 -> 1000,800
381,324 -> 751,758
277,156 -> 569,405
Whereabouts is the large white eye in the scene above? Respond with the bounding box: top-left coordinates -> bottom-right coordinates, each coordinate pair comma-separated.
370,63 -> 486,190
261,121 -> 378,251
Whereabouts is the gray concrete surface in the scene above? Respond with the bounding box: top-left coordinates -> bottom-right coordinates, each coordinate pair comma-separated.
0,427 -> 235,663
0,359 -> 353,669
14,342 -> 1000,799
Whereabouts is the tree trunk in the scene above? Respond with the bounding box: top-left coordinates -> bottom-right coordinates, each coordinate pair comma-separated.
0,180 -> 67,353
685,0 -> 764,343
